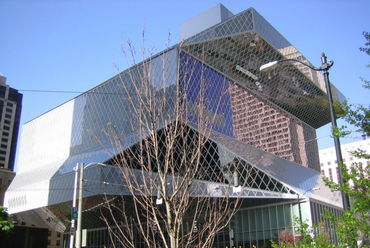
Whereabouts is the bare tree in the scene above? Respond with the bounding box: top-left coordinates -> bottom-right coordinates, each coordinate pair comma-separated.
98,39 -> 241,248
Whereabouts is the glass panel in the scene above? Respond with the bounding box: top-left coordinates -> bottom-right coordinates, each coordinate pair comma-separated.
262,207 -> 271,239
277,205 -> 285,228
284,204 -> 292,226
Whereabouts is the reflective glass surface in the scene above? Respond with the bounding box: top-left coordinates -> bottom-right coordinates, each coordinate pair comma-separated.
60,47 -> 179,173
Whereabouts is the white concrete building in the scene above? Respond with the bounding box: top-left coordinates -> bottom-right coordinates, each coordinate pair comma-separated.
319,139 -> 370,183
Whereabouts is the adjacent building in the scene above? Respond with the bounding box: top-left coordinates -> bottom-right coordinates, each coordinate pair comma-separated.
0,73 -> 22,205
47,230 -> 63,248
5,4 -> 345,247
319,139 -> 370,183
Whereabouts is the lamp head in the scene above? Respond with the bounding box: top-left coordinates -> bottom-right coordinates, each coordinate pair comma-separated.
311,187 -> 320,191
259,61 -> 278,72
96,163 -> 107,167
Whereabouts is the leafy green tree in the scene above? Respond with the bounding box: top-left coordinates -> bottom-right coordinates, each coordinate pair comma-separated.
274,31 -> 370,248
335,31 -> 370,137
325,49 -> 370,245
338,102 -> 370,137
271,221 -> 336,248
0,206 -> 13,232
273,135 -> 369,248
324,150 -> 370,247
359,31 -> 370,56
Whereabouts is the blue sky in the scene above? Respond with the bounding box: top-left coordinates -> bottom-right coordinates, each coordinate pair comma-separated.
1,0 -> 369,156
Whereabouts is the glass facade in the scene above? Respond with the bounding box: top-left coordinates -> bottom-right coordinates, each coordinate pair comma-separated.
5,5 -> 344,248
60,47 -> 178,174
64,200 -> 305,248
180,50 -> 320,170
180,51 -> 234,137
232,202 -> 300,247
310,201 -> 342,244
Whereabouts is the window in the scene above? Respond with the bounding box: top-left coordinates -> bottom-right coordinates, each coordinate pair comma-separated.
5,108 -> 12,113
1,138 -> 8,143
57,232 -> 61,237
4,120 -> 10,124
321,170 -> 325,176
329,168 -> 333,181
3,132 -> 9,137
327,161 -> 331,165
56,240 -> 60,246
3,126 -> 9,130
6,102 -> 12,107
336,167 -> 340,182
5,114 -> 11,119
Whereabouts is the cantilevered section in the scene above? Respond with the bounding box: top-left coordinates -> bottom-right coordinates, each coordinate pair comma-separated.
182,7 -> 344,128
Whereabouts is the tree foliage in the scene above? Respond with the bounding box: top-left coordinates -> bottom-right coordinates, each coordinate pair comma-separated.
336,31 -> 370,138
0,206 -> 13,232
274,115 -> 370,248
323,31 -> 370,247
359,31 -> 370,56
272,221 -> 337,248
275,32 -> 370,248
323,151 -> 370,247
336,101 -> 370,137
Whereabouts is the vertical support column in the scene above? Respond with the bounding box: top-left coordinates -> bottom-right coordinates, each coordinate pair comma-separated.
76,163 -> 84,248
69,164 -> 79,248
321,53 -> 350,211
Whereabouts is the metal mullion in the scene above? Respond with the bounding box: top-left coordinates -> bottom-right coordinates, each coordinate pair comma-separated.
282,204 -> 287,228
255,209 -> 258,247
290,202 -> 296,242
261,207 -> 265,246
268,206 -> 273,242
248,209 -> 251,248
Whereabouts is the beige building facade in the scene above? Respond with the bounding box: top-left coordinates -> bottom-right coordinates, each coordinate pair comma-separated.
319,139 -> 370,183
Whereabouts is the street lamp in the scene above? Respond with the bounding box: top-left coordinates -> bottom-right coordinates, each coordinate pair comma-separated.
70,162 -> 107,248
260,53 -> 350,211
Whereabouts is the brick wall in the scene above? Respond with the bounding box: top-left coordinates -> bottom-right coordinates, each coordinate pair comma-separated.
230,83 -> 320,171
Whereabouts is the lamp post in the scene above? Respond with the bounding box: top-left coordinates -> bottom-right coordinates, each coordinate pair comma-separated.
294,187 -> 319,244
297,187 -> 320,225
69,165 -> 79,248
70,162 -> 107,248
260,53 -> 350,211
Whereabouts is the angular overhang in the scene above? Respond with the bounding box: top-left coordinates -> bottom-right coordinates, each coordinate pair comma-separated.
206,127 -> 342,208
5,123 -> 342,232
181,7 -> 345,129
